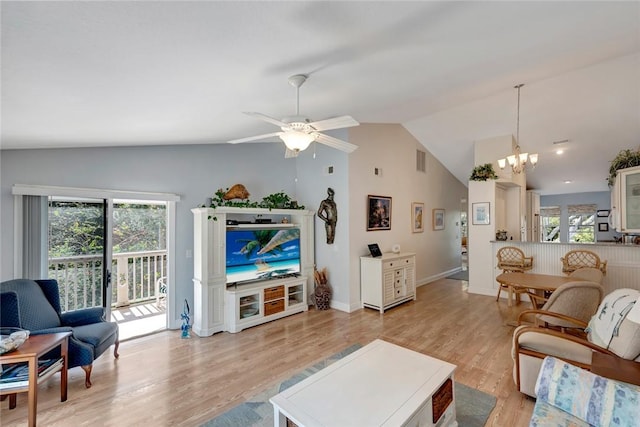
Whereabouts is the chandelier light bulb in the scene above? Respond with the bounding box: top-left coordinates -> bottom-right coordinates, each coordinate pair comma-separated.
519,152 -> 528,163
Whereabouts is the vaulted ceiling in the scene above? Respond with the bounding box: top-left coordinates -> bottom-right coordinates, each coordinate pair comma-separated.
2,1 -> 639,195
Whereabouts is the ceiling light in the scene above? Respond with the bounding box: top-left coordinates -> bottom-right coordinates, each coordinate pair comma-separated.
497,84 -> 539,174
279,131 -> 316,152
564,180 -> 572,184
556,149 -> 564,155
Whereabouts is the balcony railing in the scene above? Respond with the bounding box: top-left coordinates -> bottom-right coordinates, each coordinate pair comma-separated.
49,250 -> 167,312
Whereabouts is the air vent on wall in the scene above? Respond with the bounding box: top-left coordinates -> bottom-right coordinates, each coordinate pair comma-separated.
416,149 -> 426,173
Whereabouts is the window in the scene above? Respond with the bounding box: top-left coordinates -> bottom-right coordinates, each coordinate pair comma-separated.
568,204 -> 597,243
540,206 -> 560,242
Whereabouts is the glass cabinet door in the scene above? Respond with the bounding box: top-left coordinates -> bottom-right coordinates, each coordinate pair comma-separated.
621,167 -> 640,232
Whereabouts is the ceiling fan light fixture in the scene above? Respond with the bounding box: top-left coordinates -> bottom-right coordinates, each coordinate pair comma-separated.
280,131 -> 316,152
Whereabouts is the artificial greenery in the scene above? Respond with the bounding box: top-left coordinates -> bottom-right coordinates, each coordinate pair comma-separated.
608,148 -> 640,187
469,163 -> 498,181
204,188 -> 305,220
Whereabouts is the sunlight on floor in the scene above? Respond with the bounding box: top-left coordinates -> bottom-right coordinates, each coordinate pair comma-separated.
111,302 -> 166,341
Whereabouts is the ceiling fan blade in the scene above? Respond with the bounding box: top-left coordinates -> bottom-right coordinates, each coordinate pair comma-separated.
315,133 -> 358,153
308,115 -> 359,131
244,112 -> 289,128
228,132 -> 283,144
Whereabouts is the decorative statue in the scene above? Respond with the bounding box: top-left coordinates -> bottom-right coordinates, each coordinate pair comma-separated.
181,299 -> 191,339
317,188 -> 337,244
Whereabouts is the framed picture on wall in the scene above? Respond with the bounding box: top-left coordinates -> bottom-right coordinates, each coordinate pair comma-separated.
472,202 -> 490,225
367,195 -> 392,231
412,202 -> 424,233
432,209 -> 445,230
598,222 -> 609,232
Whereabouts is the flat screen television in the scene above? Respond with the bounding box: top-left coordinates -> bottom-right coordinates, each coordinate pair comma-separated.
225,227 -> 301,285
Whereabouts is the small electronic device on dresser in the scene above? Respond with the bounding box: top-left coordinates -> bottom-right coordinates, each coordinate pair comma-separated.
226,219 -> 252,225
368,243 -> 382,257
254,218 -> 274,224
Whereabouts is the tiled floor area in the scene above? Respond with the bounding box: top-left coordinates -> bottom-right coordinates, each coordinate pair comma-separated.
110,301 -> 166,341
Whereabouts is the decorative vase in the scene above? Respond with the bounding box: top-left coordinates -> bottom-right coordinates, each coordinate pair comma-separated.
313,283 -> 332,310
181,299 -> 191,339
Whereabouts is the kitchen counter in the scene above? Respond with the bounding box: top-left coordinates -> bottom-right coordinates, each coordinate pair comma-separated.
491,241 -> 640,293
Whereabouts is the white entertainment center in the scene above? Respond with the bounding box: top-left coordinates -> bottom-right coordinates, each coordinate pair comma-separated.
191,207 -> 315,336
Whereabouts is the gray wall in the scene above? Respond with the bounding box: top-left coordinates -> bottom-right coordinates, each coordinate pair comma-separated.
1,143 -> 298,324
540,191 -> 615,242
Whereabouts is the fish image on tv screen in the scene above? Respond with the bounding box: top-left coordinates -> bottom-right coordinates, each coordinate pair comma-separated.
225,227 -> 301,285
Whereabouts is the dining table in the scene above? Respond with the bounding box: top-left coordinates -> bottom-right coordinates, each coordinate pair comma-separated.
495,272 -> 588,308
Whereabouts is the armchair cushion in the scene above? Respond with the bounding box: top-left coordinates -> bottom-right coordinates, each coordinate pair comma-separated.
0,279 -> 61,330
73,322 -> 118,350
587,288 -> 640,360
531,356 -> 640,427
513,326 -> 593,365
0,291 -> 21,328
61,307 -> 106,327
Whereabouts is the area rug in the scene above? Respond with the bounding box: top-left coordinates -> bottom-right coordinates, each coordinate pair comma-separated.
203,344 -> 496,427
447,269 -> 469,281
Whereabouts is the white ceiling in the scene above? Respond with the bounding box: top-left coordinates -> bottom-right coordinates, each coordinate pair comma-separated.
2,1 -> 639,195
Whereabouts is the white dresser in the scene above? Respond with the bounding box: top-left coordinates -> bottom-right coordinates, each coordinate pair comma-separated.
361,252 -> 416,313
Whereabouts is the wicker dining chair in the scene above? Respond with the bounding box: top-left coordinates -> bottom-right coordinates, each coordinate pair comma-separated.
561,250 -> 607,275
496,246 -> 534,302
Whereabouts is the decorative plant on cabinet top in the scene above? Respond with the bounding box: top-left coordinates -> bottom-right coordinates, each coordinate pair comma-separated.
205,187 -> 305,220
469,163 -> 498,181
608,148 -> 640,187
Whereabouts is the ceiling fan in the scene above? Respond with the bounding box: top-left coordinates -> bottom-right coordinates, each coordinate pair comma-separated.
228,74 -> 359,157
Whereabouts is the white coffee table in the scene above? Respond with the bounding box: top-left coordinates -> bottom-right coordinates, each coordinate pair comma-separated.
269,339 -> 457,427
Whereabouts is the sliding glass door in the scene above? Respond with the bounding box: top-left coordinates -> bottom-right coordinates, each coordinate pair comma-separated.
48,197 -> 113,314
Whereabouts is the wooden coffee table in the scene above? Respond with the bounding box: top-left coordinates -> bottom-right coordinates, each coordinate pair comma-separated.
269,339 -> 457,427
0,332 -> 71,427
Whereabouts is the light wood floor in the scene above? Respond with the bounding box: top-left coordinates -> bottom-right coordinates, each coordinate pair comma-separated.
1,278 -> 535,426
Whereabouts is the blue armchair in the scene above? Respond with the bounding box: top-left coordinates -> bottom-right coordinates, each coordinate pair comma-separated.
0,278 -> 119,388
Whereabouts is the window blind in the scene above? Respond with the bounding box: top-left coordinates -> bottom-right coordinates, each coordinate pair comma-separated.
540,206 -> 561,217
567,204 -> 597,215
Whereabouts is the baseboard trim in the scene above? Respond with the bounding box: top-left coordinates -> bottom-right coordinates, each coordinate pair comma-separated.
417,267 -> 462,287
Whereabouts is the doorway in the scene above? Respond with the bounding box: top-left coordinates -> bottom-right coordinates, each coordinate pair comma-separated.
460,198 -> 468,271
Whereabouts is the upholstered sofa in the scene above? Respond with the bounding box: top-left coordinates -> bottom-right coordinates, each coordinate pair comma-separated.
530,356 -> 639,427
0,278 -> 119,388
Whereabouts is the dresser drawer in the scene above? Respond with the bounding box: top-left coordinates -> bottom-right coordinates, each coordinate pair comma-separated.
264,299 -> 285,316
264,285 -> 285,301
383,257 -> 414,270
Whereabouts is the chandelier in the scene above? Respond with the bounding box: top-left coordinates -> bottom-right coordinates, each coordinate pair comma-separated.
497,84 -> 538,174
